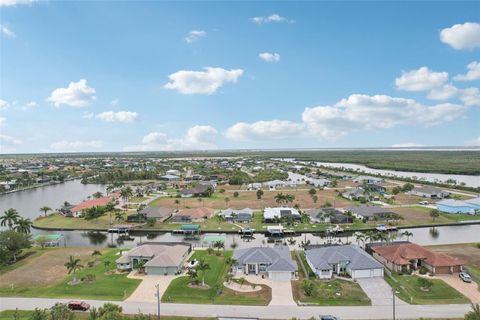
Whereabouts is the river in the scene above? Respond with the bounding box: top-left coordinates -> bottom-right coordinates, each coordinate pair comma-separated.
314,161 -> 480,188
0,180 -> 106,221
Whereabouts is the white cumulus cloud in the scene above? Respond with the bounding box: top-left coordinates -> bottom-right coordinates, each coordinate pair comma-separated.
95,111 -> 139,123
50,140 -> 104,152
47,79 -> 96,107
0,24 -> 15,37
185,30 -> 206,43
0,0 -> 37,6
252,14 -> 289,24
454,61 -> 480,81
125,125 -> 218,151
440,22 -> 480,50
259,52 -> 280,63
0,134 -> 22,153
0,117 -> 6,127
164,67 -> 243,95
0,99 -> 10,109
225,120 -> 304,141
395,67 -> 448,91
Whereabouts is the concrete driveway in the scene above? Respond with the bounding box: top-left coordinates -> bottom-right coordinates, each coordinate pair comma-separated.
435,274 -> 480,303
244,275 -> 296,306
357,278 -> 408,306
126,275 -> 179,302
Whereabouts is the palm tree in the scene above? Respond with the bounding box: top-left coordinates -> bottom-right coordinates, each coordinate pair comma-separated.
64,256 -> 84,282
92,192 -> 104,199
213,240 -> 224,254
114,210 -> 124,222
92,250 -> 102,259
120,187 -> 133,203
402,230 -> 413,241
39,206 -> 52,217
355,232 -> 366,247
465,303 -> 480,320
187,269 -> 198,283
285,194 -> 295,205
174,199 -> 180,209
0,208 -> 20,229
430,209 -> 440,222
104,260 -> 111,270
224,197 -> 230,208
106,185 -> 115,195
274,193 -> 286,205
14,217 -> 32,234
196,258 -> 210,287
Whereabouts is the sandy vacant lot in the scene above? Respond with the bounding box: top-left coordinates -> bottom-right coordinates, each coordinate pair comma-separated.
152,189 -> 354,210
390,207 -> 452,225
0,248 -> 94,288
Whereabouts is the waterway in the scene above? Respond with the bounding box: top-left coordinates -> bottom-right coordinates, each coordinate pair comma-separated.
314,161 -> 480,188
0,180 -> 106,221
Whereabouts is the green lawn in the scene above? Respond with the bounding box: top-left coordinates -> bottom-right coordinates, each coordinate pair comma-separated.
33,212 -> 134,230
129,196 -> 148,203
0,310 -> 214,320
162,250 -> 271,305
384,272 -> 469,304
441,213 -> 480,222
0,250 -> 141,300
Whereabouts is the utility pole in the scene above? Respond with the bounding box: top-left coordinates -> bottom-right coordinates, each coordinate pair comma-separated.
155,283 -> 160,320
392,288 -> 396,320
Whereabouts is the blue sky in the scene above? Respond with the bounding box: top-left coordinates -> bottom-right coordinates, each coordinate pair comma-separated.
1,0 -> 479,153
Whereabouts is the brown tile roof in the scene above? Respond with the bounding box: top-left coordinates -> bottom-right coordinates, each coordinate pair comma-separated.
71,193 -> 119,213
373,243 -> 464,267
175,207 -> 214,219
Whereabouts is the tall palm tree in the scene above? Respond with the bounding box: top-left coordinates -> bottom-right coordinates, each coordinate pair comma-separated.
92,192 -> 104,199
430,209 -> 440,222
402,230 -> 414,241
114,210 -> 124,222
196,258 -> 210,287
120,187 -> 133,203
274,193 -> 286,205
39,206 -> 52,217
174,199 -> 180,209
64,256 -> 84,282
14,217 -> 32,234
0,208 -> 20,229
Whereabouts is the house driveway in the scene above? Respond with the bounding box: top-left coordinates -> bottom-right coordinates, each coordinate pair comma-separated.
126,275 -> 179,302
434,274 -> 480,303
356,278 -> 408,306
244,275 -> 296,306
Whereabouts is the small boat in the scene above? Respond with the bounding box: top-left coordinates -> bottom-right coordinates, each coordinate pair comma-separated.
187,259 -> 198,268
327,225 -> 344,234
376,224 -> 397,232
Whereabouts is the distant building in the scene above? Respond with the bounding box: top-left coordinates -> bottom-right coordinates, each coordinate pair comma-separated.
305,208 -> 353,224
219,208 -> 254,223
263,207 -> 301,222
436,197 -> 480,214
172,207 -> 214,222
410,186 -> 449,199
344,205 -> 398,221
353,176 -> 383,184
342,187 -> 368,200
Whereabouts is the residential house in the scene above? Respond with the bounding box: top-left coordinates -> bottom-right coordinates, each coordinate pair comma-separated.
233,245 -> 297,281
180,184 -> 212,198
159,174 -> 179,181
410,186 -> 450,199
138,207 -> 173,222
341,187 -> 368,200
305,208 -> 353,224
199,180 -> 217,189
263,207 -> 301,222
436,197 -> 480,214
305,245 -> 384,279
370,242 -> 464,275
307,178 -> 331,188
171,207 -> 214,222
68,193 -> 119,218
247,183 -> 262,191
263,180 -> 286,190
344,205 -> 399,221
116,243 -> 191,275
353,176 -> 383,184
367,183 -> 386,194
166,169 -> 181,176
219,208 -> 254,223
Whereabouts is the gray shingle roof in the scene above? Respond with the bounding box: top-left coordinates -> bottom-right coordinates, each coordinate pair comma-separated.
234,246 -> 297,272
306,245 -> 383,270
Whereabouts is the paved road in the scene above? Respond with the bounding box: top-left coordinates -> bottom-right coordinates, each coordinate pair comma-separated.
0,297 -> 472,319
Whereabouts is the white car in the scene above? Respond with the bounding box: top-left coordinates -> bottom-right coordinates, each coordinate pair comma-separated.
459,272 -> 472,283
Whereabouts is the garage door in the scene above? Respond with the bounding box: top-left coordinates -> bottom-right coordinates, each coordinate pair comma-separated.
351,268 -> 384,279
269,271 -> 292,281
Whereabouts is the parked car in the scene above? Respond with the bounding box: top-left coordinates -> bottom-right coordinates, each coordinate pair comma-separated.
459,272 -> 473,283
320,316 -> 340,320
67,301 -> 90,311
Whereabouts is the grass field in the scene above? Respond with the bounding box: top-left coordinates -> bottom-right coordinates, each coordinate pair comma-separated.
162,250 -> 271,305
0,310 -> 214,320
0,248 -> 141,300
33,212 -> 133,230
129,196 -> 148,203
384,272 -> 469,304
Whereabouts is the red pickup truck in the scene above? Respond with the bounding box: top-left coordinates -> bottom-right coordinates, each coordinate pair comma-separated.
67,301 -> 90,311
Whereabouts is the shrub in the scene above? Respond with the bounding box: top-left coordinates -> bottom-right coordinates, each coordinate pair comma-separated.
417,277 -> 433,291
302,279 -> 316,297
146,218 -> 156,227
233,191 -> 239,198
419,266 -> 428,275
